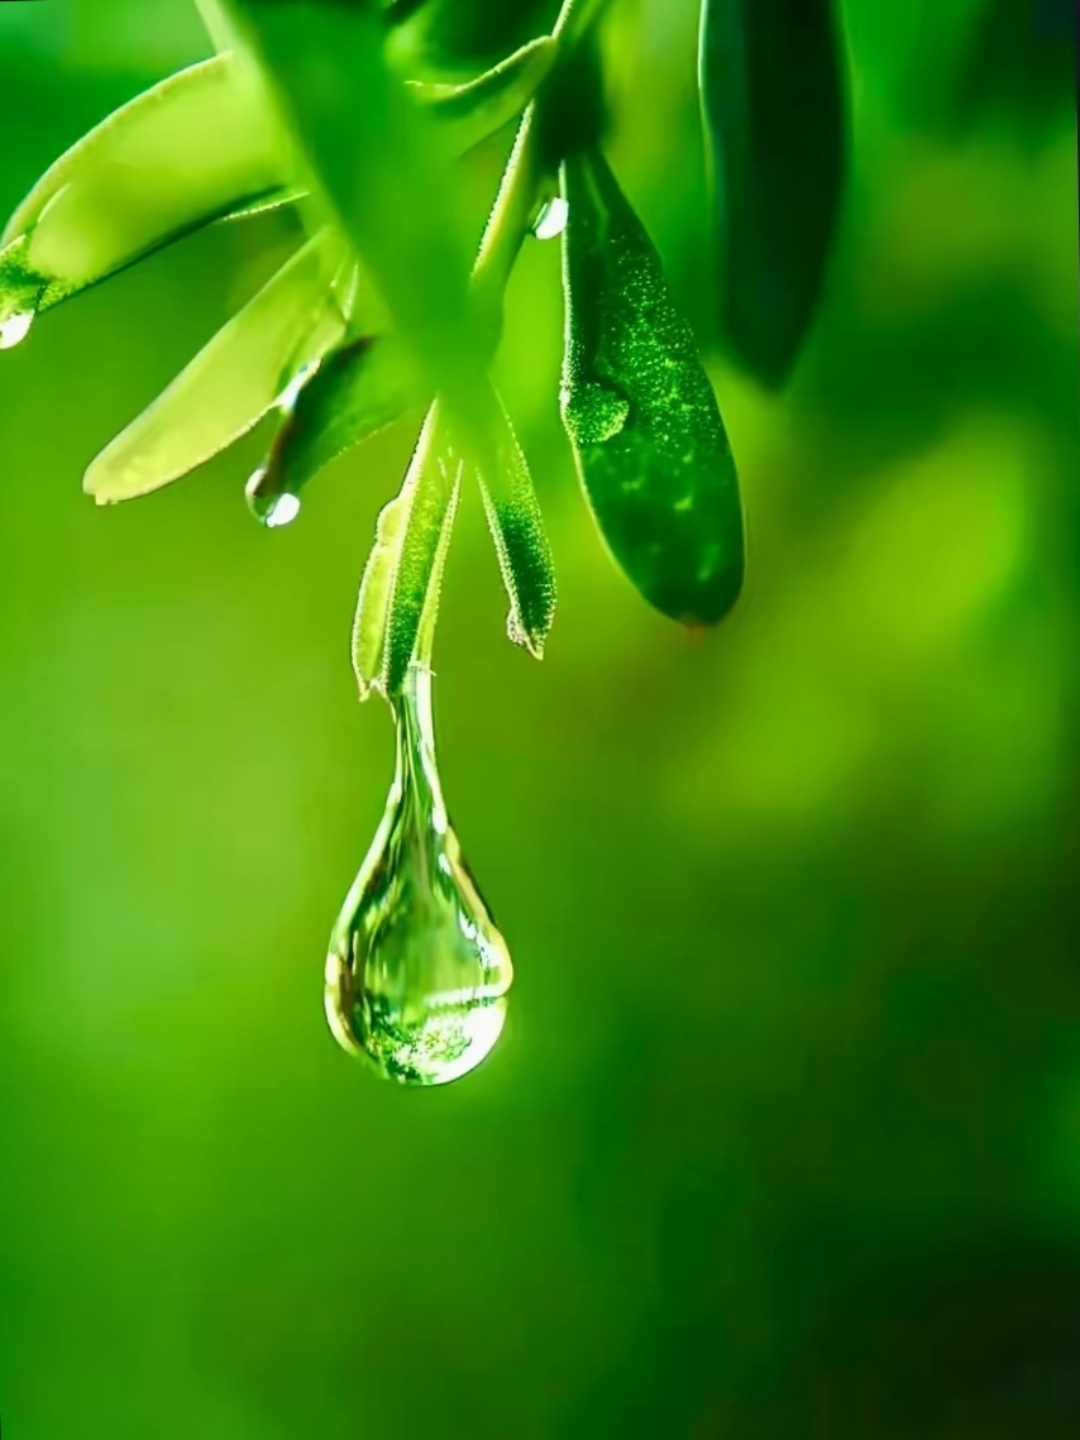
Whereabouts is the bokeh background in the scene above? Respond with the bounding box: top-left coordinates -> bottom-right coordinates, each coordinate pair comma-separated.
0,1 -> 1077,1436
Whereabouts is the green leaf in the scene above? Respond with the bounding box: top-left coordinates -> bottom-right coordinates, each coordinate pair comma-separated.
560,144 -> 743,626
407,35 -> 557,154
85,228 -> 350,505
384,0 -> 559,74
247,333 -> 426,524
699,0 -> 846,387
0,55 -> 297,338
475,385 -> 556,658
223,1 -> 485,417
352,401 -> 462,699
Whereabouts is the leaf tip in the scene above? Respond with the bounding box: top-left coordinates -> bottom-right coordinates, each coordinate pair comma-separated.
508,615 -> 547,661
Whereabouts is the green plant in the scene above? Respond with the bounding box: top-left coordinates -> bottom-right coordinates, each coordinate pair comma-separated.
0,0 -> 848,1084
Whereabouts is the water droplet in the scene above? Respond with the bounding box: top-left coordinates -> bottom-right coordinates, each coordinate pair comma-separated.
245,467 -> 300,527
0,233 -> 46,349
533,196 -> 569,241
265,492 -> 301,527
0,310 -> 32,350
562,381 -> 630,446
325,666 -> 513,1085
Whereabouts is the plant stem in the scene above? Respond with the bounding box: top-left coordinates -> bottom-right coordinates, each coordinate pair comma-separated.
416,0 -> 614,678
469,0 -> 613,357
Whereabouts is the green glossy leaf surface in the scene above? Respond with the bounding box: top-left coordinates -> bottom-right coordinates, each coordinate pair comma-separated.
85,229 -> 349,504
0,55 -> 296,332
560,145 -> 743,626
699,0 -> 846,387
407,36 -> 557,154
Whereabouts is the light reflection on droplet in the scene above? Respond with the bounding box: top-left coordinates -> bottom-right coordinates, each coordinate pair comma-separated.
0,311 -> 33,350
533,197 -> 569,241
264,492 -> 301,527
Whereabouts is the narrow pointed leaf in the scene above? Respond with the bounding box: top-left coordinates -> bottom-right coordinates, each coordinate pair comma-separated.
407,35 -> 557,154
0,55 -> 297,334
248,333 -> 426,522
475,386 -> 556,658
85,229 -> 348,504
699,0 -> 846,387
352,402 -> 462,699
560,145 -> 743,625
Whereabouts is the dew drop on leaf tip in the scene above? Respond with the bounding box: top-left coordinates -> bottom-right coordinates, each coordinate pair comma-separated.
324,665 -> 513,1087
0,311 -> 33,350
245,467 -> 301,528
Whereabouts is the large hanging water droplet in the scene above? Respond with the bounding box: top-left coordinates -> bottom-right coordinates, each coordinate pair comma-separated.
325,665 -> 513,1086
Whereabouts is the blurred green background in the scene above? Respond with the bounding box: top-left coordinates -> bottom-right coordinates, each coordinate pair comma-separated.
0,1 -> 1077,1436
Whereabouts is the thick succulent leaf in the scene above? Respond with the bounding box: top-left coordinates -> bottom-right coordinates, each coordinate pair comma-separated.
475,386 -> 556,658
0,55 -> 297,339
699,0 -> 846,387
352,402 -> 462,699
85,229 -> 349,504
560,145 -> 743,626
248,333 -> 426,523
222,1 -> 485,420
408,35 -> 557,153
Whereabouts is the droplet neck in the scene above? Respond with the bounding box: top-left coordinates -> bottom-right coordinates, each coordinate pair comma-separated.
392,664 -> 447,833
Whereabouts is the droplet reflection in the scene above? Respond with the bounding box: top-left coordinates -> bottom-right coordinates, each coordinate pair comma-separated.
533,196 -> 569,241
245,467 -> 301,527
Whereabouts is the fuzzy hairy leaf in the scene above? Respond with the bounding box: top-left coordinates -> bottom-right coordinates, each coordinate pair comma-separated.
85,229 -> 350,504
699,0 -> 846,387
476,386 -> 556,658
353,402 -> 462,699
560,144 -> 743,626
0,55 -> 296,336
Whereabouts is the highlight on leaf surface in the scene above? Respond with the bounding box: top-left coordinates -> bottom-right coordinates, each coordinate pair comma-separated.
474,385 -> 556,659
248,333 -> 426,525
353,402 -> 462,700
560,144 -> 743,627
407,35 -> 558,155
0,55 -> 296,341
699,0 -> 846,388
85,229 -> 350,505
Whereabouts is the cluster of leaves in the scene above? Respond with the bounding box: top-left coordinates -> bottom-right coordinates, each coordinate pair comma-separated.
0,0 -> 849,699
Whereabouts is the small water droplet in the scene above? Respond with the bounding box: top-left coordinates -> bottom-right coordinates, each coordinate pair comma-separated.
563,381 -> 630,446
0,311 -> 33,350
245,468 -> 300,527
325,667 -> 512,1086
0,233 -> 46,349
533,196 -> 569,241
265,492 -> 301,527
